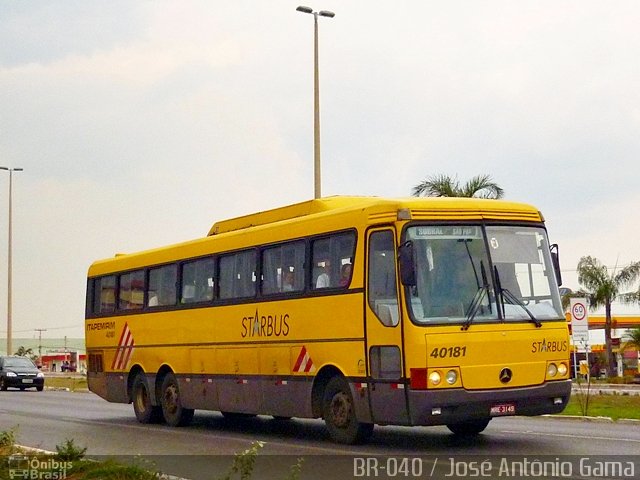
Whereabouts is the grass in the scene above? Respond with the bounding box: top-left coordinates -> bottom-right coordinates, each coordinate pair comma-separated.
560,392 -> 640,420
44,375 -> 88,392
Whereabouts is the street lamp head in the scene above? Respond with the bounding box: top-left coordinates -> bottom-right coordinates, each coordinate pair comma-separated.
0,167 -> 8,171
14,168 -> 24,172
319,10 -> 335,18
296,6 -> 313,14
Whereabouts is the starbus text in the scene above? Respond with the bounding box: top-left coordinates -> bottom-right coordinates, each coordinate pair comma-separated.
241,310 -> 290,338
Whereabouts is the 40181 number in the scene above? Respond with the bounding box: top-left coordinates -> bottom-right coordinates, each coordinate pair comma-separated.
429,346 -> 467,359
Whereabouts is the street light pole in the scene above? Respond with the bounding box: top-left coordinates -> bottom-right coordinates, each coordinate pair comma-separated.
296,6 -> 335,199
0,166 -> 23,356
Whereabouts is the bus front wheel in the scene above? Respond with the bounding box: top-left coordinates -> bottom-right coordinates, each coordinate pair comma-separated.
132,374 -> 161,424
446,418 -> 491,436
322,376 -> 373,444
159,373 -> 194,427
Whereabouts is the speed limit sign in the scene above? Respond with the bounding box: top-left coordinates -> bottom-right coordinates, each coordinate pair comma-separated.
570,297 -> 589,345
571,302 -> 586,321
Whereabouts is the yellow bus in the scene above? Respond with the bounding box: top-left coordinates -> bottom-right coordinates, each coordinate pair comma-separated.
85,196 -> 571,444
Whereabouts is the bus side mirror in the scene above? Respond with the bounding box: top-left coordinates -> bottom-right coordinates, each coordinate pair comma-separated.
550,243 -> 562,286
398,241 -> 416,287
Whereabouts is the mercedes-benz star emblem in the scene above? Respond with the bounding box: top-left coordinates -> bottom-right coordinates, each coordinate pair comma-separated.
499,368 -> 513,384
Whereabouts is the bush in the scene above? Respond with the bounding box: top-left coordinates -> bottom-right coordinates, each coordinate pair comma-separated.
55,438 -> 87,461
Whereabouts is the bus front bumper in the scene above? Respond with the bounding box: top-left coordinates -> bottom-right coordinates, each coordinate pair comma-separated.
407,379 -> 572,426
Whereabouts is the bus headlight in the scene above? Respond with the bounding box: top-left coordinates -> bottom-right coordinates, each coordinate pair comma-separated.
445,370 -> 458,385
557,363 -> 568,376
547,363 -> 558,377
429,371 -> 441,386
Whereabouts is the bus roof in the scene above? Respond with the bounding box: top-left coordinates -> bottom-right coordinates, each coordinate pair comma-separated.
207,196 -> 542,236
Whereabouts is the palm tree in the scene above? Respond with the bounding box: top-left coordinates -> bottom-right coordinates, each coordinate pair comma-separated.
622,327 -> 640,352
14,346 -> 34,357
576,256 -> 640,377
412,174 -> 505,199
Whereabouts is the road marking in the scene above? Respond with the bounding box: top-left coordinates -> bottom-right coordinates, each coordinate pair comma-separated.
500,429 -> 640,444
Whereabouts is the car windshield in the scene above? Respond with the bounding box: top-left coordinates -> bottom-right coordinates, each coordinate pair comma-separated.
4,357 -> 36,368
405,225 -> 563,327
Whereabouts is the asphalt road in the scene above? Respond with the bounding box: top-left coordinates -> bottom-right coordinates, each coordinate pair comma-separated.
1,390 -> 639,479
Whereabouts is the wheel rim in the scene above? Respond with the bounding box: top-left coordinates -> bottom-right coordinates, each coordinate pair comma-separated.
164,382 -> 179,415
134,384 -> 149,413
330,391 -> 352,428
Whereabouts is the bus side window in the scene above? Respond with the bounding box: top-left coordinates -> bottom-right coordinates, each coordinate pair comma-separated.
368,230 -> 399,326
262,241 -> 305,295
311,232 -> 355,290
93,275 -> 116,314
181,257 -> 215,304
219,250 -> 256,300
149,264 -> 177,307
119,270 -> 145,311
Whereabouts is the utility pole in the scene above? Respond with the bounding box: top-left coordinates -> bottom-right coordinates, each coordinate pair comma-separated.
35,328 -> 47,360
296,6 -> 335,199
1,166 -> 23,356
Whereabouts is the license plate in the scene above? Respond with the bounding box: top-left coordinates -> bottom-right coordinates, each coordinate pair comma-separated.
22,379 -> 34,384
490,403 -> 515,416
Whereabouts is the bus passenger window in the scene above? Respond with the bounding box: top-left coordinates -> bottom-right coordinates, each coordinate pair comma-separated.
261,241 -> 305,295
119,270 -> 145,310
181,257 -> 215,304
219,250 -> 256,300
148,264 -> 177,307
311,232 -> 355,290
93,275 -> 116,314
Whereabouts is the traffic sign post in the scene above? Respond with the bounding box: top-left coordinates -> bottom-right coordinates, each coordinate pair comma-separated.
570,297 -> 590,379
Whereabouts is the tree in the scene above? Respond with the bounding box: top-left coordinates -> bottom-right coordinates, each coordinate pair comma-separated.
576,256 -> 640,377
622,327 -> 640,352
412,174 -> 505,199
14,346 -> 34,357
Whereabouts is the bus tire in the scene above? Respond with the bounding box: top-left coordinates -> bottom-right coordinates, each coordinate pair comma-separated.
132,374 -> 161,424
446,418 -> 491,436
159,372 -> 194,427
322,376 -> 373,444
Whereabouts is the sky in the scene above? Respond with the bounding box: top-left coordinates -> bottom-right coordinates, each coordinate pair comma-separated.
1,0 -> 639,343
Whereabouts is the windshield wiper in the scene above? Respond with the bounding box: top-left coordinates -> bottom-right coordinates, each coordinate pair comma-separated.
461,285 -> 488,331
461,261 -> 491,331
494,266 -> 542,328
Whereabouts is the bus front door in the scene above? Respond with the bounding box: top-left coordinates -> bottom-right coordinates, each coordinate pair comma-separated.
365,229 -> 409,425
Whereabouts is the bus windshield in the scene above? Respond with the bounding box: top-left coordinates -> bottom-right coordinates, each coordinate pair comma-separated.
405,225 -> 564,326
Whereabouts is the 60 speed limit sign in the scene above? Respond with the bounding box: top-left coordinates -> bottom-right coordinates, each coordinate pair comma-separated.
570,297 -> 589,346
571,302 -> 586,321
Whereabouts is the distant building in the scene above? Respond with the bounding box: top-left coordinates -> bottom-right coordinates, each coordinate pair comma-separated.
39,351 -> 86,373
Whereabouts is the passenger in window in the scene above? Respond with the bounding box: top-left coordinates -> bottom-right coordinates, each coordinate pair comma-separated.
315,260 -> 331,288
282,270 -> 295,292
148,292 -> 159,307
339,263 -> 352,287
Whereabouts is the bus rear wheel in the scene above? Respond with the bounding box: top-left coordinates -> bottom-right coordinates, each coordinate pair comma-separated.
159,373 -> 194,427
132,374 -> 161,424
322,376 -> 373,444
446,418 -> 491,436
